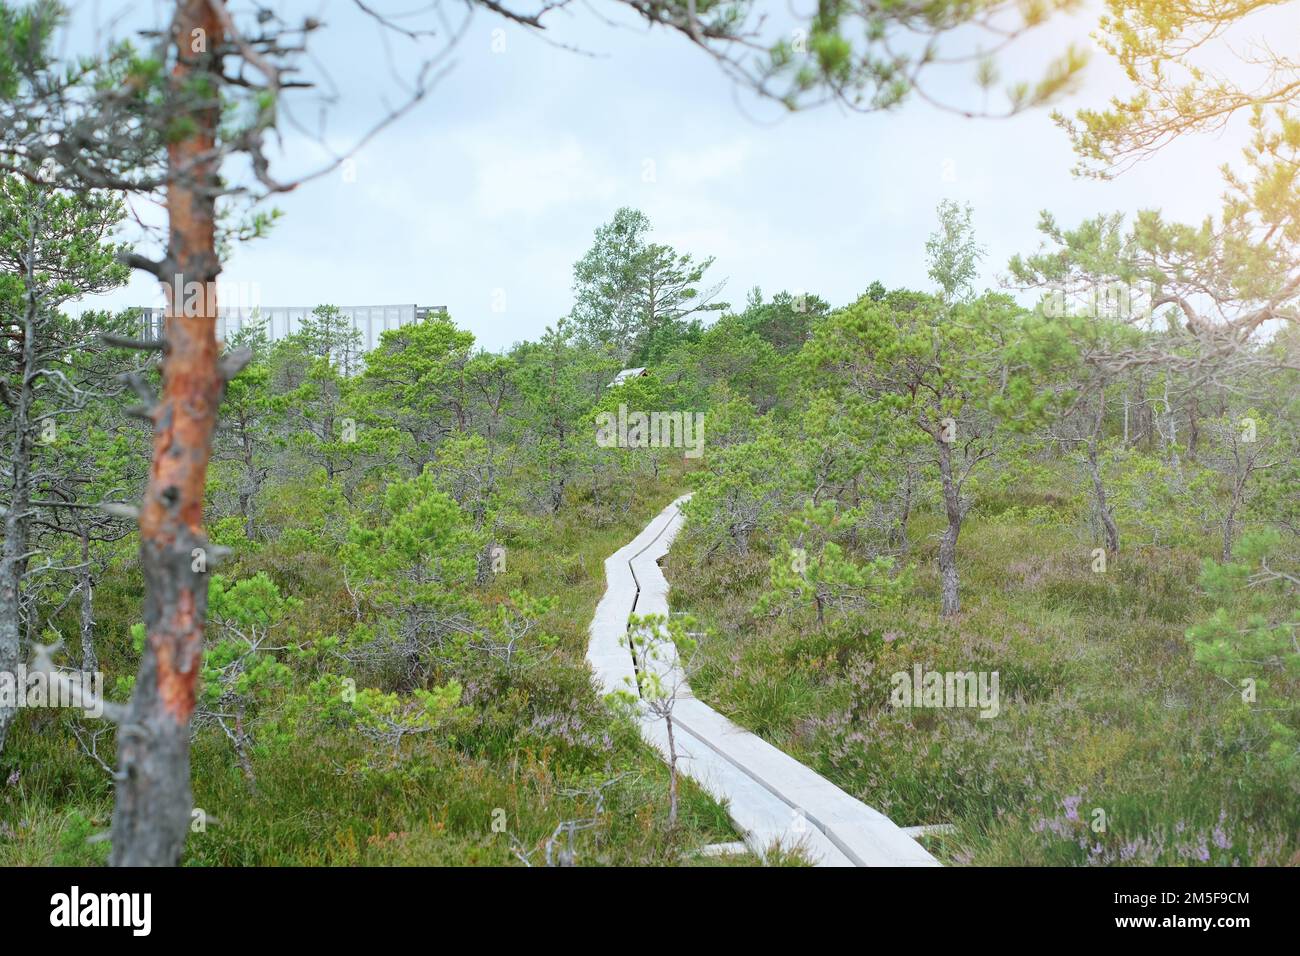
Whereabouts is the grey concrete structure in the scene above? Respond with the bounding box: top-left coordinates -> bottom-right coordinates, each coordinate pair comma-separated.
588,494 -> 941,867
137,304 -> 446,351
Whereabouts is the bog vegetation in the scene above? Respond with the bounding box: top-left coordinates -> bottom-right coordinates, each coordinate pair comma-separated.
0,0 -> 1296,867
2,192 -> 1297,865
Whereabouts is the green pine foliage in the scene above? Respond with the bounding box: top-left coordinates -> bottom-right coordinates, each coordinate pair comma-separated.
1,195 -> 1296,868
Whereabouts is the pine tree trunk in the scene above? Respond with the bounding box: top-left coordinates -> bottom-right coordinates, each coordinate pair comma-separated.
936,437 -> 962,617
110,0 -> 225,866
79,529 -> 97,674
240,422 -> 257,539
1086,395 -> 1119,555
0,481 -> 29,753
890,462 -> 914,555
0,239 -> 41,754
1088,445 -> 1120,555
1222,477 -> 1246,562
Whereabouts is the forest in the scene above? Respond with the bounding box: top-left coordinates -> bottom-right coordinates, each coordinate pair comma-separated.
0,0 -> 1296,873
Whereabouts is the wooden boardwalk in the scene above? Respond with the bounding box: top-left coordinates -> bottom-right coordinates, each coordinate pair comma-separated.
587,494 -> 939,867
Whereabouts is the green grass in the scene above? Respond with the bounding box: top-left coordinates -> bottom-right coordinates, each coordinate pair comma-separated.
11,459 -> 1290,867
665,479 -> 1300,866
1,469 -> 755,867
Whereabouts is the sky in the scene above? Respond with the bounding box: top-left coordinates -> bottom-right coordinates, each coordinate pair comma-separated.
62,0 -> 1277,352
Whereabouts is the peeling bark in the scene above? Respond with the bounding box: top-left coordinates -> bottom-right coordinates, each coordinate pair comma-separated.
109,0 -> 225,867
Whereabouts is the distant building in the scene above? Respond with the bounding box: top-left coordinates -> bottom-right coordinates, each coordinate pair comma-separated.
137,304 -> 447,352
608,367 -> 648,388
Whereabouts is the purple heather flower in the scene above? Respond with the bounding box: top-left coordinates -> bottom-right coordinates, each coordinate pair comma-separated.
1062,794 -> 1082,822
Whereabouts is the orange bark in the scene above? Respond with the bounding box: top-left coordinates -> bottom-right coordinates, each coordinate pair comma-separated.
142,0 -> 225,724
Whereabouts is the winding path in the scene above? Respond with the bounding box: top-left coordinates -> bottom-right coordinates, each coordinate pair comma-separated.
587,494 -> 939,867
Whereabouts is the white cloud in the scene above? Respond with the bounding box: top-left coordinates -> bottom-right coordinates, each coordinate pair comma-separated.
466,136 -> 619,219
65,0 -> 1253,352
662,140 -> 751,186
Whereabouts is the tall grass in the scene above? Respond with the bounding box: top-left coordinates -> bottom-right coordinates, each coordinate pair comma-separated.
667,474 -> 1300,866
1,469 -> 759,867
